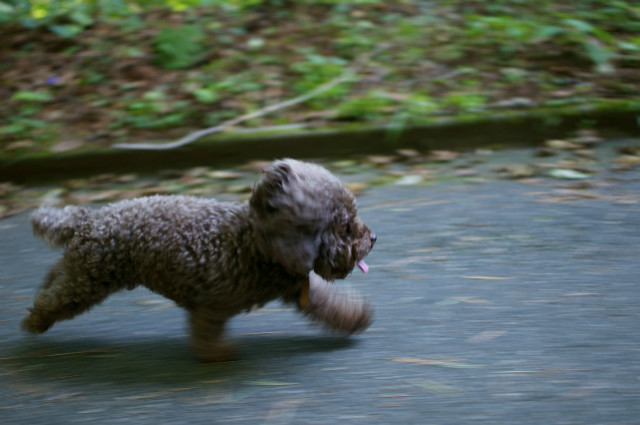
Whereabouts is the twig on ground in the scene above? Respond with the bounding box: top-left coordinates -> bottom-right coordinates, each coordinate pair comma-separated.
112,45 -> 389,150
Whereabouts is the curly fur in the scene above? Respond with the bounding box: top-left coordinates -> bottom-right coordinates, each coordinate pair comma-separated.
23,159 -> 376,362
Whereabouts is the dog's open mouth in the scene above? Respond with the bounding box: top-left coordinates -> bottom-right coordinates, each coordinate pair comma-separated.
357,259 -> 369,274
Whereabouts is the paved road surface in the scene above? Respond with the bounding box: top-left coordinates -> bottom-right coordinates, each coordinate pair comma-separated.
1,148 -> 639,424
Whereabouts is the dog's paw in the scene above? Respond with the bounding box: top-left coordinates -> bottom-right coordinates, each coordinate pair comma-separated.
323,291 -> 374,334
305,276 -> 374,335
21,310 -> 53,334
194,340 -> 237,363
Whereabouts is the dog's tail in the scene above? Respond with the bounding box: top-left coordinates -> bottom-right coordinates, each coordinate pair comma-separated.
31,205 -> 90,248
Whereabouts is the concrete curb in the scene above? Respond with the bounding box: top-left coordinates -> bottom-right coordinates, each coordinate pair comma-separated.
2,105 -> 638,183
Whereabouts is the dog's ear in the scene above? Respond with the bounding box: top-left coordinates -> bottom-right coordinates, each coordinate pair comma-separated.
250,160 -> 293,216
269,161 -> 293,186
250,159 -> 325,277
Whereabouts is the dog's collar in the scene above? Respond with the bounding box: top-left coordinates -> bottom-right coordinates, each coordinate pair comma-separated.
299,277 -> 310,309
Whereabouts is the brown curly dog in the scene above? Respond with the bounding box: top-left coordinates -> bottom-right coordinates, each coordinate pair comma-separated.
23,159 -> 376,362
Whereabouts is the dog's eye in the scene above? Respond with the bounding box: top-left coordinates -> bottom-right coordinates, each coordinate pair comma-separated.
338,222 -> 349,235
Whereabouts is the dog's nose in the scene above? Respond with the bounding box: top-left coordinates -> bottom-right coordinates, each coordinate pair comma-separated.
370,233 -> 377,246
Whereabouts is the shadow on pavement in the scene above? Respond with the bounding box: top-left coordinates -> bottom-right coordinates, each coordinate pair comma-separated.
4,334 -> 356,387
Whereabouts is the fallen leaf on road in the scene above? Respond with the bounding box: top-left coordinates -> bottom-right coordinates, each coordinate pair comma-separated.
545,139 -> 583,150
571,129 -> 602,145
394,175 -> 423,185
548,169 -> 590,180
407,248 -> 439,253
240,160 -> 272,173
50,139 -> 84,153
44,392 -> 82,402
263,399 -> 304,424
434,296 -> 490,305
429,150 -> 460,162
388,357 -> 480,368
460,276 -> 511,280
396,149 -> 423,160
466,330 -> 508,342
613,155 -> 640,169
6,140 -> 35,150
406,379 -> 461,395
344,182 -> 369,193
496,164 -> 537,179
451,296 -> 490,304
367,155 -> 396,167
453,168 -> 479,177
493,97 -> 535,108
207,170 -> 244,179
225,184 -> 252,194
245,381 -> 298,386
131,387 -> 194,399
377,402 -> 410,408
618,146 -> 640,155
536,147 -> 557,157
537,190 -> 605,203
39,348 -> 117,358
574,149 -> 596,159
563,181 -> 594,190
388,296 -> 425,304
132,299 -> 169,306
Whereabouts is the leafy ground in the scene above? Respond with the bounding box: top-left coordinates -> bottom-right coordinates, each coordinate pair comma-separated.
2,1 -> 640,154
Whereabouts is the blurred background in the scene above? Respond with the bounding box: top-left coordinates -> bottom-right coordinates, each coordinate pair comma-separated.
2,0 -> 639,148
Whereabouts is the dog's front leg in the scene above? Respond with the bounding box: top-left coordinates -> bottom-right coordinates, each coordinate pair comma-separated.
299,272 -> 373,334
188,308 -> 235,363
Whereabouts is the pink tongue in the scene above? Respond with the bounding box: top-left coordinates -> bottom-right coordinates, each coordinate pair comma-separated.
357,260 -> 369,274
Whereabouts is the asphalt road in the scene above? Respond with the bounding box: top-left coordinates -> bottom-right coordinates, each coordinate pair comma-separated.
1,149 -> 639,425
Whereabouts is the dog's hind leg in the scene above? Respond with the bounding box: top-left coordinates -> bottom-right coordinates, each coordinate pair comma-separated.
21,260 -> 117,333
188,308 -> 235,363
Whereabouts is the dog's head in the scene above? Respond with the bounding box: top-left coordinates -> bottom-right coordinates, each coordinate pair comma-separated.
250,159 -> 376,281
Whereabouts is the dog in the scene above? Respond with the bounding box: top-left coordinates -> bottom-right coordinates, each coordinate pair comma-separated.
22,159 -> 376,362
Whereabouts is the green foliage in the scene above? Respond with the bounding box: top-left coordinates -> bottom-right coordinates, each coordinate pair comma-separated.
0,0 -> 391,33
500,68 -> 528,83
443,93 -> 488,112
116,90 -> 190,129
333,19 -> 378,52
2,0 -> 639,147
2,90 -> 58,141
461,10 -> 623,73
464,15 -> 561,56
402,94 -> 440,117
337,90 -> 394,120
384,94 -> 441,142
291,52 -> 347,86
291,52 -> 349,108
191,87 -> 220,104
556,17 -> 617,73
0,0 -> 94,37
212,72 -> 264,94
0,0 -> 214,35
2,90 -> 54,140
153,25 -> 207,70
0,116 -> 55,140
11,90 -> 54,102
181,68 -> 266,108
